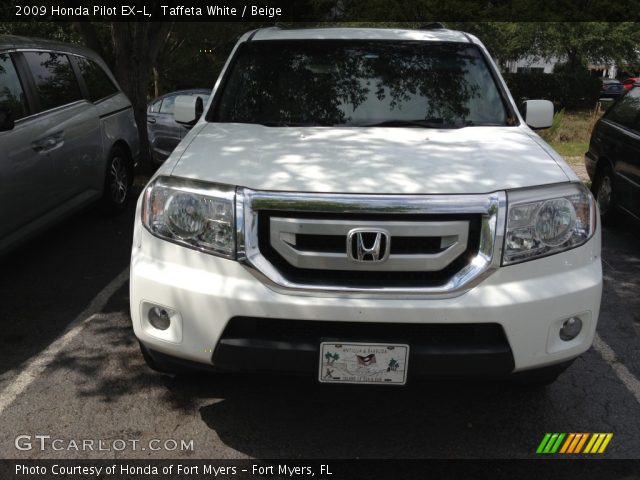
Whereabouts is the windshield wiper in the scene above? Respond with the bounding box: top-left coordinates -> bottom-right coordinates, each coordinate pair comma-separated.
357,119 -> 461,129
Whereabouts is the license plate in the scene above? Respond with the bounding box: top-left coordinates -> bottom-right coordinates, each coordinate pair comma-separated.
318,342 -> 409,385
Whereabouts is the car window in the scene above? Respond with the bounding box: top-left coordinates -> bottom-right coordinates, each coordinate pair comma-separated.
76,56 -> 118,102
149,99 -> 162,113
605,88 -> 640,131
159,95 -> 176,114
0,53 -> 29,120
23,51 -> 82,111
212,41 -> 509,127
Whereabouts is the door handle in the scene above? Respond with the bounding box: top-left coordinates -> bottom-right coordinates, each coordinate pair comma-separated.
32,131 -> 64,152
147,117 -> 156,124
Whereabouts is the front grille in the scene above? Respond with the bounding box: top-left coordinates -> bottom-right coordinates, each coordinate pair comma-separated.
296,233 -> 443,255
258,211 -> 481,288
239,189 -> 504,295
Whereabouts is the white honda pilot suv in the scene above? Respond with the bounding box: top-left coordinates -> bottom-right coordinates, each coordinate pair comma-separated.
130,27 -> 602,386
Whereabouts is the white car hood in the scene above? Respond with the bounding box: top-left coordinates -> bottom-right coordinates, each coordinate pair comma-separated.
170,123 -> 571,194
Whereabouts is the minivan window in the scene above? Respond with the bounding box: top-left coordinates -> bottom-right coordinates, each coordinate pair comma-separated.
76,57 -> 118,102
0,53 -> 29,120
212,41 -> 509,127
605,87 -> 640,132
23,51 -> 82,111
159,95 -> 176,114
149,99 -> 162,113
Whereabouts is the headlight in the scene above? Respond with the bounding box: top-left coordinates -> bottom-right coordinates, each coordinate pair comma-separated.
503,183 -> 596,265
142,176 -> 236,259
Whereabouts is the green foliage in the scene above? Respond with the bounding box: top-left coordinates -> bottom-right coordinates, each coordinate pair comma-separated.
0,22 -> 78,43
503,68 -> 601,111
539,108 -> 565,142
532,22 -> 640,69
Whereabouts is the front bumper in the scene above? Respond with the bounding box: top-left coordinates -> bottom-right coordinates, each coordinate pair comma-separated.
130,206 -> 602,376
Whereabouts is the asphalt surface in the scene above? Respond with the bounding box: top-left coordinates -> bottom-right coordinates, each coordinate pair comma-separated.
0,186 -> 639,461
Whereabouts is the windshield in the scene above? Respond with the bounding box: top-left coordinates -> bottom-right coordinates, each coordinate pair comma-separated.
210,40 -> 511,128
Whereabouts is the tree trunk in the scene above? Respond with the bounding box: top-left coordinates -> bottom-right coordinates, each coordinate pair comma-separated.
153,66 -> 161,99
111,22 -> 172,173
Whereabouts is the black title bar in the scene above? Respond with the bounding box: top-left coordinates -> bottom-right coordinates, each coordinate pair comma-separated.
2,0 -> 640,22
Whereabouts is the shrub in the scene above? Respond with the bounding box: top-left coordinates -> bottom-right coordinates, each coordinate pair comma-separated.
503,68 -> 601,112
539,108 -> 565,143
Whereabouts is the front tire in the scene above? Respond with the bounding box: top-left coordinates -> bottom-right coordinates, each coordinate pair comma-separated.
101,146 -> 131,213
592,164 -> 617,226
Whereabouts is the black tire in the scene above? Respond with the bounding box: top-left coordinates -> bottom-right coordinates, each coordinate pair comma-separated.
592,163 -> 617,226
511,361 -> 573,387
101,145 -> 131,213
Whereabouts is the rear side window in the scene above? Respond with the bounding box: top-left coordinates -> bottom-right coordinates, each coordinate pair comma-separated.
76,57 -> 118,102
149,99 -> 162,113
0,53 -> 29,120
159,95 -> 176,114
605,88 -> 640,131
23,51 -> 82,111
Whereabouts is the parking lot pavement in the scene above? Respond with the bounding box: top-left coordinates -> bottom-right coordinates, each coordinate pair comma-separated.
0,195 -> 639,459
0,188 -> 140,394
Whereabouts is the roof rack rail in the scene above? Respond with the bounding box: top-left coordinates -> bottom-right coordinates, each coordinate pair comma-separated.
419,22 -> 446,30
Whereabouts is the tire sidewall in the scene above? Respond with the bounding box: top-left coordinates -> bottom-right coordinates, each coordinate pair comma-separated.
102,146 -> 131,213
592,164 -> 616,225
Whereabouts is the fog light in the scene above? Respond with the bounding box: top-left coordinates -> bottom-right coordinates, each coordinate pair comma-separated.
559,317 -> 582,341
148,307 -> 171,330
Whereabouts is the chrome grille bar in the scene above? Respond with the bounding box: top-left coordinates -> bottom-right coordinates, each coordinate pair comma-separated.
236,189 -> 506,298
269,217 -> 469,271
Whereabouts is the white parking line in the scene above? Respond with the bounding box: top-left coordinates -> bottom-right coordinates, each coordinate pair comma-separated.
0,267 -> 129,416
593,333 -> 640,404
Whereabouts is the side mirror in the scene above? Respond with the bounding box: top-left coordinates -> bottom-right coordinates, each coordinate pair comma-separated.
523,100 -> 554,129
174,95 -> 203,126
0,106 -> 15,132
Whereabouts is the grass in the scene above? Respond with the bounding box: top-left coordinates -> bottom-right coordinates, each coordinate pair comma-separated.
550,141 -> 590,157
540,107 -> 604,159
536,106 -> 607,184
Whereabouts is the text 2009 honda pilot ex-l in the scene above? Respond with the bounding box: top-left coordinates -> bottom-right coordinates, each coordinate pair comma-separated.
130,27 -> 602,386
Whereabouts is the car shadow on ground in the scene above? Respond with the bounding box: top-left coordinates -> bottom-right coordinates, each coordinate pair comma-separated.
170,366 -> 593,458
0,184 -> 143,379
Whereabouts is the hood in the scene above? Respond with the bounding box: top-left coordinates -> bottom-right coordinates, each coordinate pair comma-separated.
170,123 -> 571,194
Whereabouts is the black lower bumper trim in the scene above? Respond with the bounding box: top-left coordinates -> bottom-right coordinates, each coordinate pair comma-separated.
210,317 -> 516,378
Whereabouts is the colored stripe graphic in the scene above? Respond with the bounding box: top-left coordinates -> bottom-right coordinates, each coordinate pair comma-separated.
536,433 -> 552,454
538,433 -> 613,454
574,433 -> 589,453
536,433 -> 566,454
567,433 -> 583,453
598,433 -> 613,453
559,433 -> 575,454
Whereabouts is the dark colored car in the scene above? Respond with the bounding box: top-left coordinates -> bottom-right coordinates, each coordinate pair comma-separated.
622,77 -> 640,91
147,89 -> 210,165
585,86 -> 640,224
599,78 -> 624,99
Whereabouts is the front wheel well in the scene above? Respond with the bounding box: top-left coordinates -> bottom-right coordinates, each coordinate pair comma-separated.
594,157 -> 614,177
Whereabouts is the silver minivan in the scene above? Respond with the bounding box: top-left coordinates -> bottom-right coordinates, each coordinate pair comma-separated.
0,35 -> 139,255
